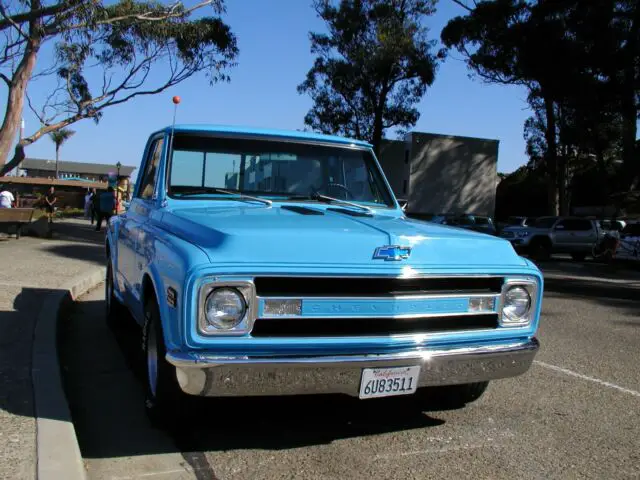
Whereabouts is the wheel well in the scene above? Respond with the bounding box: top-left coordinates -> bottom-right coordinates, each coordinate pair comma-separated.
141,274 -> 156,307
530,235 -> 552,248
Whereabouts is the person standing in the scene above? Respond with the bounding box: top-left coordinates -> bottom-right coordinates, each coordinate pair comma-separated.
44,186 -> 57,223
0,187 -> 14,208
84,189 -> 92,219
90,188 -> 99,225
95,186 -> 116,232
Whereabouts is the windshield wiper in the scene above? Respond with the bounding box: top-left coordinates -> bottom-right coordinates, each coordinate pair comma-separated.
173,187 -> 272,206
288,192 -> 373,214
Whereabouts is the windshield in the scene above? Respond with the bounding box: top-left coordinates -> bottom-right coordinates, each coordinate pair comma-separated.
622,223 -> 640,236
530,217 -> 558,228
507,216 -> 525,225
474,216 -> 492,225
167,134 -> 394,207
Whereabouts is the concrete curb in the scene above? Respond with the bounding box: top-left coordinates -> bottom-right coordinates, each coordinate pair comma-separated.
32,266 -> 106,480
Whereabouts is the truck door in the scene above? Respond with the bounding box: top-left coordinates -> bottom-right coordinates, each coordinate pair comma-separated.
571,218 -> 598,250
552,218 -> 575,252
118,136 -> 164,307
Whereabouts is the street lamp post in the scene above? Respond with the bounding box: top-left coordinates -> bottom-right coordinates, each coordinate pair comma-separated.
115,161 -> 122,213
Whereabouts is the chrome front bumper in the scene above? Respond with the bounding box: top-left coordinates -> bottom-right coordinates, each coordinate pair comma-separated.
166,338 -> 539,397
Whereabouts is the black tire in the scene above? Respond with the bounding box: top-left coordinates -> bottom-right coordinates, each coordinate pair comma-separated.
142,297 -> 185,428
106,261 -> 126,323
570,252 -> 587,261
416,381 -> 489,410
528,238 -> 551,261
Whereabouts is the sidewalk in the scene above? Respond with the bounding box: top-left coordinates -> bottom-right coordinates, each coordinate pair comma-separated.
0,218 -> 104,480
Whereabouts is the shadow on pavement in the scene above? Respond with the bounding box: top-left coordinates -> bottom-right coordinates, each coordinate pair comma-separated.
43,219 -> 106,246
544,277 -> 640,317
43,244 -> 104,266
0,288 -> 51,424
60,297 -> 447,463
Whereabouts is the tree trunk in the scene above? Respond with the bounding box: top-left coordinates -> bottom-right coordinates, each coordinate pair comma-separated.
371,113 -> 384,158
620,84 -> 637,192
0,2 -> 42,170
619,3 -> 640,193
557,106 -> 569,216
543,94 -> 559,215
55,145 -> 60,179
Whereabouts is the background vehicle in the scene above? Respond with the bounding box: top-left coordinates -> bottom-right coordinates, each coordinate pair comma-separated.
496,216 -> 529,234
614,221 -> 640,261
500,216 -> 600,261
430,213 -> 497,236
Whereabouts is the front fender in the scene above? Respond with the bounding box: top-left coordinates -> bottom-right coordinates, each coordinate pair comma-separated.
141,223 -> 210,352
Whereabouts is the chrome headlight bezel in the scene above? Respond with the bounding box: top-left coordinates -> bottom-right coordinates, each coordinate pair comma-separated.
197,278 -> 257,335
499,278 -> 538,327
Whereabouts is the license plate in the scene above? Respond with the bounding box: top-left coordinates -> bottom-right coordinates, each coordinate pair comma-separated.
359,366 -> 421,399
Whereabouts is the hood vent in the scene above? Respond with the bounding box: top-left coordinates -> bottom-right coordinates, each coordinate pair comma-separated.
280,205 -> 325,215
327,207 -> 373,217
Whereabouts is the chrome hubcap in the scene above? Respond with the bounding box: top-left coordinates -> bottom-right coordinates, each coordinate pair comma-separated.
147,320 -> 158,398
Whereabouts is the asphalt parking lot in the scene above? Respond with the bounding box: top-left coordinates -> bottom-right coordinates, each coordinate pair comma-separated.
59,264 -> 640,480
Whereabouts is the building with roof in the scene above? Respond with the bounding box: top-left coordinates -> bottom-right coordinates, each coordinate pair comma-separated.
377,131 -> 499,218
19,158 -> 136,183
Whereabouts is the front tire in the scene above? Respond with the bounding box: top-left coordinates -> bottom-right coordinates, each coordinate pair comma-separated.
416,381 -> 489,410
528,238 -> 551,261
142,297 -> 185,427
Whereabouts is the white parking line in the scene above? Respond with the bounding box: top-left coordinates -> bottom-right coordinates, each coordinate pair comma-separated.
111,469 -> 193,479
534,360 -> 640,398
374,442 -> 506,459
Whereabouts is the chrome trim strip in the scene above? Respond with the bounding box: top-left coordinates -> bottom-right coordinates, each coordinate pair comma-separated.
257,293 -> 499,320
250,274 -> 507,279
258,293 -> 501,301
257,311 -> 498,321
167,338 -> 540,397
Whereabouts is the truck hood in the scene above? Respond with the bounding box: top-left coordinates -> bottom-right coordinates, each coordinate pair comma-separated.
160,204 -> 526,267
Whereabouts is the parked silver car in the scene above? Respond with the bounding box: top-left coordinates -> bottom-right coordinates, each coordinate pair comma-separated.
500,216 -> 600,260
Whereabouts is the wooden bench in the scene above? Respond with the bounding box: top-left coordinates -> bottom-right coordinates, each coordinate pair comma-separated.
0,208 -> 35,238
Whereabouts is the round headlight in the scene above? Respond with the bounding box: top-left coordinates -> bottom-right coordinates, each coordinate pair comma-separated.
502,286 -> 531,322
205,288 -> 246,330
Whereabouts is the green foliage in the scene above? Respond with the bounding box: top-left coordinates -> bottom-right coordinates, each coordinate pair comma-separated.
0,0 -> 238,173
49,128 -> 75,149
298,0 -> 442,153
495,166 -> 548,219
443,0 -> 640,214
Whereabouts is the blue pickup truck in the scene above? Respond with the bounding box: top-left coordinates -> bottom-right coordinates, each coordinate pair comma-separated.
105,125 -> 543,423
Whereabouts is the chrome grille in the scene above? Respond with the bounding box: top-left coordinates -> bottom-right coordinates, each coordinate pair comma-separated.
251,276 -> 504,338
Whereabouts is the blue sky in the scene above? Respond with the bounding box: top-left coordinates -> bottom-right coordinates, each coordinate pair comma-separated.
13,0 -> 532,178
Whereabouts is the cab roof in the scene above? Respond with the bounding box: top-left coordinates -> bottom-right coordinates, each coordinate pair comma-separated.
153,124 -> 372,148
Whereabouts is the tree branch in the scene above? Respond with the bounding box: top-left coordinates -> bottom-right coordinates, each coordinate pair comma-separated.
0,2 -> 68,32
0,3 -> 29,39
0,71 -> 9,86
47,0 -> 213,35
450,0 -> 473,12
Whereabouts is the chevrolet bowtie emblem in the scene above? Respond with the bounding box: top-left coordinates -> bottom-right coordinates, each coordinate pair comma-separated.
373,245 -> 412,261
